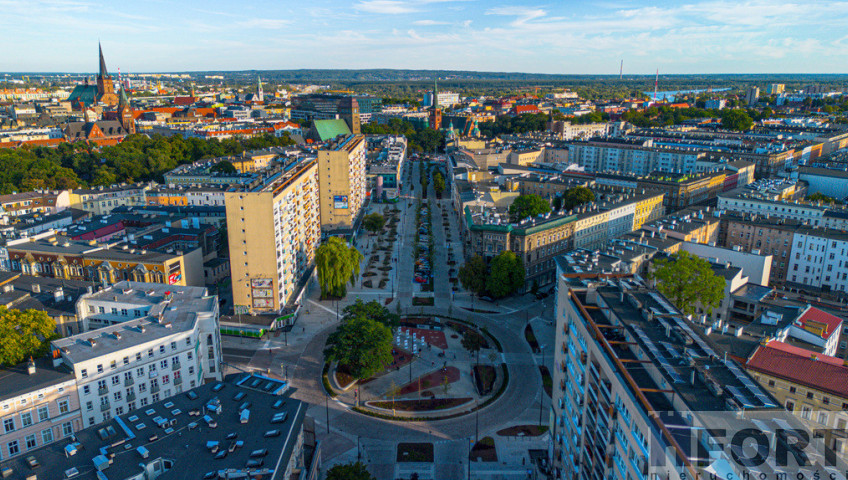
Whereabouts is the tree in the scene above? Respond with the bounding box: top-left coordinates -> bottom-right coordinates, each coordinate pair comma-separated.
559,186 -> 595,211
433,172 -> 445,195
720,109 -> 754,131
486,251 -> 525,298
459,255 -> 488,296
808,192 -> 842,205
649,251 -> 725,317
342,298 -> 400,328
326,462 -> 375,480
324,316 -> 393,379
0,307 -> 58,366
461,330 -> 485,366
362,213 -> 386,235
210,160 -> 237,175
316,237 -> 363,299
509,194 -> 551,222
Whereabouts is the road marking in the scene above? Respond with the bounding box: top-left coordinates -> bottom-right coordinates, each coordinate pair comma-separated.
307,299 -> 337,315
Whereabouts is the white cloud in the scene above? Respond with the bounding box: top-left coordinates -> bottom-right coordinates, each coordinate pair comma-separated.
413,19 -> 449,25
354,0 -> 418,14
237,18 -> 291,29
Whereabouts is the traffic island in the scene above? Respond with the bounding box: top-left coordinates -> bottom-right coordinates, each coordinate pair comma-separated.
470,437 -> 498,462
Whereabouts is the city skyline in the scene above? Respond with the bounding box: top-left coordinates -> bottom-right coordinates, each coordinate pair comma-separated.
2,0 -> 848,74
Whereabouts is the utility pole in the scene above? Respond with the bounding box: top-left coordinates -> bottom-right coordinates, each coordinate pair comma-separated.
325,394 -> 330,434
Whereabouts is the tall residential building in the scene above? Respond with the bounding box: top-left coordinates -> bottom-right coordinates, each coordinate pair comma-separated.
568,138 -> 705,176
550,274 -> 798,480
746,86 -> 761,106
52,281 -> 222,427
767,83 -> 785,95
226,157 -> 320,313
317,135 -> 367,234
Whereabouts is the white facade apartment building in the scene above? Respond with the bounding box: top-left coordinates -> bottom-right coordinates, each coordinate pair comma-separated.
717,193 -> 848,230
54,281 -> 222,428
568,139 -> 704,176
787,227 -> 848,293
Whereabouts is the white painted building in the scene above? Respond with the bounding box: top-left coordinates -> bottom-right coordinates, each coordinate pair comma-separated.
787,228 -> 848,293
53,281 -> 222,428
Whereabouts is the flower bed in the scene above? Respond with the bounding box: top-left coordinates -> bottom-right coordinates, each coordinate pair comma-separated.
370,397 -> 471,412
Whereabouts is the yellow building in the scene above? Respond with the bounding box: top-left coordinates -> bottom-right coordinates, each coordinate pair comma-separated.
746,340 -> 848,455
146,188 -> 189,206
632,193 -> 665,230
226,158 -> 320,313
317,135 -> 367,233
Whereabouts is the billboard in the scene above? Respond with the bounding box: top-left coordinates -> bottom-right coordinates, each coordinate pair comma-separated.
251,278 -> 273,288
333,195 -> 349,209
168,272 -> 182,285
252,298 -> 273,308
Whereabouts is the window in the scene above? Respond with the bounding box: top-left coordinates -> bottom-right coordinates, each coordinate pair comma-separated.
185,338 -> 191,346
110,360 -> 117,370
818,412 -> 829,425
159,345 -> 166,354
58,399 -> 69,414
97,364 -> 103,373
111,376 -> 120,386
62,422 -> 73,437
136,353 -> 142,361
790,386 -> 796,394
123,357 -> 129,365
25,435 -> 36,450
81,369 -> 88,378
7,440 -> 19,456
170,341 -> 177,351
20,412 -> 32,427
768,380 -> 775,387
86,401 -> 92,411
807,392 -> 814,400
148,349 -> 154,358
136,368 -> 144,377
140,398 -> 148,407
113,392 -> 122,402
3,418 -> 15,433
160,360 -> 168,369
786,400 -> 795,411
801,406 -> 812,420
41,429 -> 53,444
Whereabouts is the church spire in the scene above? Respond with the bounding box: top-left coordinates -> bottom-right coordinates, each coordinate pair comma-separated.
118,86 -> 129,108
98,42 -> 108,78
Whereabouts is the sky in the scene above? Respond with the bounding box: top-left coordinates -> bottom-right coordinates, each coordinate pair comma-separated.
2,0 -> 847,74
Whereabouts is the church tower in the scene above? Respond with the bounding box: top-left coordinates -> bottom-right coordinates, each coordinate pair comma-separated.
96,43 -> 119,106
428,77 -> 442,130
117,87 -> 135,134
257,76 -> 264,103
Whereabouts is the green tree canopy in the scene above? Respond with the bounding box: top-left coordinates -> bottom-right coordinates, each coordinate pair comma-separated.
342,298 -> 400,328
720,109 -> 754,131
433,172 -> 445,195
808,192 -> 842,205
326,462 -> 375,480
486,251 -> 526,298
0,307 -> 58,366
459,255 -> 488,296
324,316 -> 393,379
558,186 -> 595,211
649,251 -> 725,316
210,160 -> 237,175
362,213 -> 386,235
508,194 -> 551,222
316,237 -> 363,299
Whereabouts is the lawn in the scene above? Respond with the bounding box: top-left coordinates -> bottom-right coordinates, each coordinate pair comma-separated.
470,436 -> 498,462
539,366 -> 552,398
524,324 -> 540,352
473,365 -> 496,395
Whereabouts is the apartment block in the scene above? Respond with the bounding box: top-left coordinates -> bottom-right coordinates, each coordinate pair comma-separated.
551,275 -> 791,480
226,157 -> 320,313
0,359 -> 82,462
745,340 -> 848,455
69,185 -> 148,215
568,138 -> 705,176
52,281 -> 222,427
317,134 -> 367,234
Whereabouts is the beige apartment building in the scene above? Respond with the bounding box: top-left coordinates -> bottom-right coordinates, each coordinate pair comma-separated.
226,158 -> 320,313
0,359 -> 82,462
317,134 -> 367,233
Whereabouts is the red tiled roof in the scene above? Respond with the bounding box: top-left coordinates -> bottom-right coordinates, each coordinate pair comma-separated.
797,306 -> 843,340
0,138 -> 66,149
513,104 -> 540,114
746,340 -> 848,398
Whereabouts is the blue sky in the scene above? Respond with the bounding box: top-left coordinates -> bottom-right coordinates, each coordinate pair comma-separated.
2,0 -> 847,73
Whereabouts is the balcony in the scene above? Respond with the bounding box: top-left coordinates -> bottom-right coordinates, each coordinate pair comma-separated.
172,362 -> 181,372
127,392 -> 136,402
98,386 -> 109,396
151,384 -> 160,394
124,377 -> 134,387
174,376 -> 182,384
100,402 -> 110,412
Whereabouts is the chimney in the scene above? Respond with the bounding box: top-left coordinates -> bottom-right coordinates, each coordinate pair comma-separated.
27,358 -> 36,375
53,287 -> 64,302
32,283 -> 41,293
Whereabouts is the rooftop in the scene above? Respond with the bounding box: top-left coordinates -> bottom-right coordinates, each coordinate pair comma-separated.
746,340 -> 848,399
0,357 -> 75,403
52,281 -> 215,363
0,374 -> 305,480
